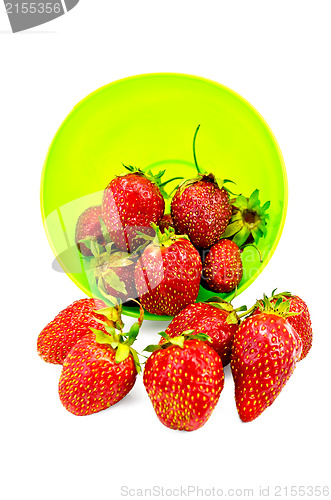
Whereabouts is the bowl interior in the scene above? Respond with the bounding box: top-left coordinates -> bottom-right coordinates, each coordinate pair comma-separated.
41,73 -> 287,320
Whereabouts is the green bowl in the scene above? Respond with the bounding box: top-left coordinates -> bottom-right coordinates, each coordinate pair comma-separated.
40,73 -> 287,321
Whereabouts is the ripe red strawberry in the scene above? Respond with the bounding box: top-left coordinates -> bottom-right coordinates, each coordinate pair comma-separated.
75,206 -> 106,256
253,291 -> 312,361
134,225 -> 202,316
59,307 -> 143,416
202,239 -> 243,293
171,126 -> 232,248
171,177 -> 232,248
37,299 -> 123,364
143,332 -> 224,431
162,298 -> 245,366
101,165 -> 165,252
158,213 -> 174,233
231,297 -> 302,422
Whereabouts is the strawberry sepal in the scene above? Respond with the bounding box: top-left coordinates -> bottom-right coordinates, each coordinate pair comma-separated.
90,302 -> 144,373
204,296 -> 247,325
221,189 -> 270,247
121,163 -> 183,199
143,330 -> 212,353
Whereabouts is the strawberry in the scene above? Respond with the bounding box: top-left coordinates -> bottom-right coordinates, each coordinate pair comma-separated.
171,126 -> 232,248
231,297 -> 302,422
134,225 -> 202,316
158,213 -> 174,233
162,298 -> 245,366
201,239 -> 243,293
143,331 -> 224,431
75,206 -> 106,256
37,298 -> 121,365
58,306 -> 144,416
101,165 -> 166,252
254,291 -> 312,361
221,189 -> 270,247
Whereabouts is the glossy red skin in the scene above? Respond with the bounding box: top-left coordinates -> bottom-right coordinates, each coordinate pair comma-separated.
163,302 -> 238,366
37,299 -> 107,365
231,312 -> 302,422
171,180 -> 232,249
134,239 -> 202,316
202,240 -> 243,293
102,173 -> 165,252
265,295 -> 312,361
159,214 -> 174,233
59,332 -> 137,416
75,206 -> 106,256
143,340 -> 224,431
103,264 -> 137,304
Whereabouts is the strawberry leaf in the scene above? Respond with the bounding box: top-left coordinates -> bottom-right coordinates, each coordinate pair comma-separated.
93,305 -> 122,323
93,329 -> 114,345
226,311 -> 239,325
126,322 -> 141,346
103,269 -> 127,294
78,238 -> 93,250
99,217 -> 112,245
90,239 -> 102,258
105,326 -> 116,337
275,297 -> 283,309
108,253 -> 135,268
220,220 -> 243,238
261,200 -> 271,211
277,299 -> 291,314
159,331 -> 170,341
259,223 -> 268,235
143,344 -> 162,353
129,347 -> 142,373
115,343 -> 130,363
232,226 -> 250,247
233,195 -> 248,210
234,305 -> 248,313
169,336 -> 185,348
186,333 -> 213,343
248,189 -> 260,208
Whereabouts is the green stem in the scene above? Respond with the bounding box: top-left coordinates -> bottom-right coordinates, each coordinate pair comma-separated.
234,305 -> 248,313
237,303 -> 257,319
159,177 -> 184,187
193,124 -> 203,174
242,244 -> 263,263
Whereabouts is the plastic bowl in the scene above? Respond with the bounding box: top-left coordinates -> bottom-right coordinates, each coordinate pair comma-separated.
40,73 -> 287,320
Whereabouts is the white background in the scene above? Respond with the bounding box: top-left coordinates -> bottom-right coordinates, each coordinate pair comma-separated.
1,1 -> 330,499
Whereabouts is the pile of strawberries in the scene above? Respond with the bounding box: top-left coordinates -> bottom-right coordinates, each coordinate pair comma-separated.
37,291 -> 312,428
74,125 -> 270,312
37,125 -> 313,430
